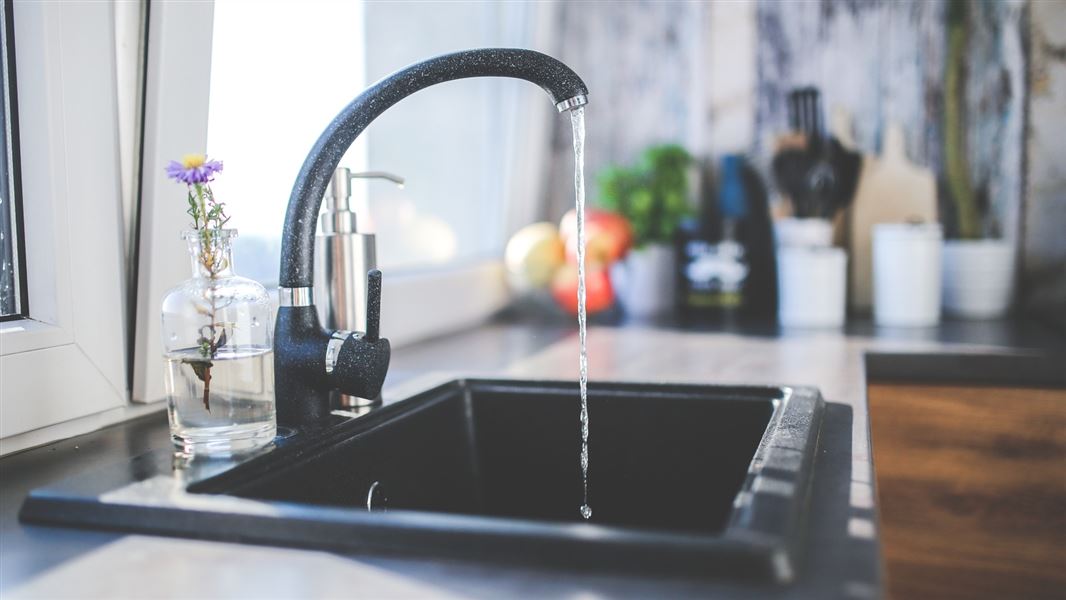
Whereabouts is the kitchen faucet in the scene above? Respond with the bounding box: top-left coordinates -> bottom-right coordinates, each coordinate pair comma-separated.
274,48 -> 589,428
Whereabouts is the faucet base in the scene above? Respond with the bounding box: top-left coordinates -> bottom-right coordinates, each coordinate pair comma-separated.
274,303 -> 390,428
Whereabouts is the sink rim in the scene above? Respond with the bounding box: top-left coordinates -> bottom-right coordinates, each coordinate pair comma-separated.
21,378 -> 824,582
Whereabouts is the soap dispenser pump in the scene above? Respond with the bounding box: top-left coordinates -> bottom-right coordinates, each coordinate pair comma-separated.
314,167 -> 403,408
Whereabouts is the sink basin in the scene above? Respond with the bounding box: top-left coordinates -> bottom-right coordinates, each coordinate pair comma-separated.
21,379 -> 824,581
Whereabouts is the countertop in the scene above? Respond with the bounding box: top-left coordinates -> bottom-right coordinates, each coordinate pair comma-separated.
1,317 -> 1062,599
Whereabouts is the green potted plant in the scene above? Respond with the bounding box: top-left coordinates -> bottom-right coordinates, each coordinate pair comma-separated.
598,144 -> 693,317
940,0 -> 1014,319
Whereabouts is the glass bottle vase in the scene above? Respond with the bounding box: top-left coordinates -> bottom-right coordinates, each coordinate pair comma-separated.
161,229 -> 276,455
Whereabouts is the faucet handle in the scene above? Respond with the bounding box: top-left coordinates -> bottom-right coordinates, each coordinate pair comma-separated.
326,270 -> 388,400
365,269 -> 381,342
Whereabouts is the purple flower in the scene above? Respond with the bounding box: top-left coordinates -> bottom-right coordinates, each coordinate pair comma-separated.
166,154 -> 223,184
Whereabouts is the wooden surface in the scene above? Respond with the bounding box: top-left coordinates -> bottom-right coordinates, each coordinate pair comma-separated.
869,383 -> 1066,599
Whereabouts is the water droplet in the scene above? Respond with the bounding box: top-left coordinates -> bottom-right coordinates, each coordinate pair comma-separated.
580,504 -> 592,520
251,317 -> 260,327
169,333 -> 178,341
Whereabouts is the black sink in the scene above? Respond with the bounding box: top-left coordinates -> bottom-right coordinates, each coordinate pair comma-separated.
21,379 -> 824,581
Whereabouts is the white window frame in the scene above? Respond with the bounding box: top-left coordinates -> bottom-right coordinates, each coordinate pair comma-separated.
0,1 -> 149,455
132,1 -> 517,404
131,0 -> 215,405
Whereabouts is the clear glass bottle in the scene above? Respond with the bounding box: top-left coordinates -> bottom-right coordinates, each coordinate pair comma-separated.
162,229 -> 276,455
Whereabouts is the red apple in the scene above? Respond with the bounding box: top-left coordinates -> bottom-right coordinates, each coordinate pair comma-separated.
559,208 -> 633,265
551,263 -> 614,315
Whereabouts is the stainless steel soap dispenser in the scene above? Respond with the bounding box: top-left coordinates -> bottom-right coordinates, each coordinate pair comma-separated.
314,167 -> 403,408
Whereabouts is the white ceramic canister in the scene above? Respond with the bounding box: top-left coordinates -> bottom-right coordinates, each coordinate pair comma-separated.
941,239 -> 1015,319
873,223 -> 942,327
777,247 -> 848,328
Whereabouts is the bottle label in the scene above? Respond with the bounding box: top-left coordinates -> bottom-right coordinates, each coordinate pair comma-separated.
683,239 -> 749,308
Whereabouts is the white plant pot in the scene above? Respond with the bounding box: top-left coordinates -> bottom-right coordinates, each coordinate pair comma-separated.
942,239 -> 1015,319
610,244 -> 675,318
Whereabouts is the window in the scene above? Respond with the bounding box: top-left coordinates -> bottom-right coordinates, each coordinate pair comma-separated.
0,0 -> 24,319
205,0 -> 554,283
1,1 -> 138,454
0,1 -> 563,449
205,0 -> 367,286
135,0 -> 559,401
134,1 -> 557,403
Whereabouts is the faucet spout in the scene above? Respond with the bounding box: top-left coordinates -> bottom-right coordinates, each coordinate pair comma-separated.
274,48 -> 588,428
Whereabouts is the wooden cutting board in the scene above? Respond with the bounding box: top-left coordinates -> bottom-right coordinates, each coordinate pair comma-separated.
846,123 -> 937,311
869,382 -> 1066,599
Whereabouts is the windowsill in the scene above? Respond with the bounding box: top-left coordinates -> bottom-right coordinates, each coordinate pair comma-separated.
0,316 -> 71,356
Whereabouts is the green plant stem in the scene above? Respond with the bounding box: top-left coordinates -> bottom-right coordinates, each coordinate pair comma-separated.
945,0 -> 978,239
190,181 -> 222,411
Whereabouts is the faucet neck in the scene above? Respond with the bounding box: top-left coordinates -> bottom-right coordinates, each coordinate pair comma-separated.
273,49 -> 586,428
279,48 -> 588,289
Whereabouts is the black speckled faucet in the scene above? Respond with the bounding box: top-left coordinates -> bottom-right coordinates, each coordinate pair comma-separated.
274,48 -> 589,428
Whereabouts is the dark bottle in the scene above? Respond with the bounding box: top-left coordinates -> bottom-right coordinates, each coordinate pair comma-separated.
676,155 -> 776,320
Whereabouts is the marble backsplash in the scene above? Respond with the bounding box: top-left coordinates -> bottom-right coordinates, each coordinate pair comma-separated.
543,0 -> 1061,319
